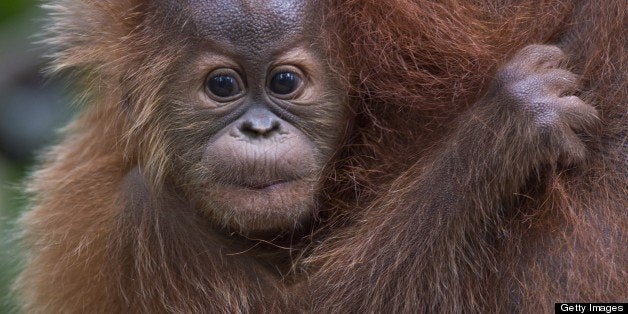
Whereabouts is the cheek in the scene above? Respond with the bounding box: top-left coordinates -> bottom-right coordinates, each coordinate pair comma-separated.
297,100 -> 351,157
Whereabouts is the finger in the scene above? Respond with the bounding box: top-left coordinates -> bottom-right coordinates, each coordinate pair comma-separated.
558,96 -> 600,133
542,69 -> 580,95
513,45 -> 566,70
557,127 -> 587,166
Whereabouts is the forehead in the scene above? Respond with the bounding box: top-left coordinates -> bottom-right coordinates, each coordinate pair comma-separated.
165,0 -> 312,52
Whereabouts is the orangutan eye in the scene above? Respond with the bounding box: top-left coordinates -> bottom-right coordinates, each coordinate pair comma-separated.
205,69 -> 245,101
269,71 -> 301,95
268,66 -> 305,99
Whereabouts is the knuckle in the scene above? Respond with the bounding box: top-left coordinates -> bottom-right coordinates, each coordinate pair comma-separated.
546,45 -> 566,58
507,76 -> 542,98
514,44 -> 566,67
561,95 -> 586,108
519,44 -> 546,55
551,69 -> 579,83
520,44 -> 562,57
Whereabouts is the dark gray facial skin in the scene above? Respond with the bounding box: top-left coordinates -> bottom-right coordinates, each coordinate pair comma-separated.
190,0 -> 308,52
148,0 -> 347,234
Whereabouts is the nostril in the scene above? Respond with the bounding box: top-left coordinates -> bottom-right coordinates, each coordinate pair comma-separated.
239,118 -> 281,138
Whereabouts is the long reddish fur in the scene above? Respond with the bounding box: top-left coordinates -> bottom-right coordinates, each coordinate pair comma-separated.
315,0 -> 626,312
16,0 -> 626,312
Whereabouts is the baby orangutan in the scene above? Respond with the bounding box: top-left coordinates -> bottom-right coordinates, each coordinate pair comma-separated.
18,0 -> 621,313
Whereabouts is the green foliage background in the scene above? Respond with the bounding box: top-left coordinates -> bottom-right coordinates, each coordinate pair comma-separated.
1,1 -> 47,312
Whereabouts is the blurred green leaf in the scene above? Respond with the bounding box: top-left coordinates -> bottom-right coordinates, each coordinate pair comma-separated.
0,2 -> 40,312
0,0 -> 37,23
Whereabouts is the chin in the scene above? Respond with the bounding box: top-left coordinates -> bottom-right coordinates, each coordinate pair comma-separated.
202,178 -> 318,234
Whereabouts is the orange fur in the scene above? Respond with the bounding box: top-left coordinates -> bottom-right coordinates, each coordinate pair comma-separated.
311,0 -> 626,312
17,0 -> 626,312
